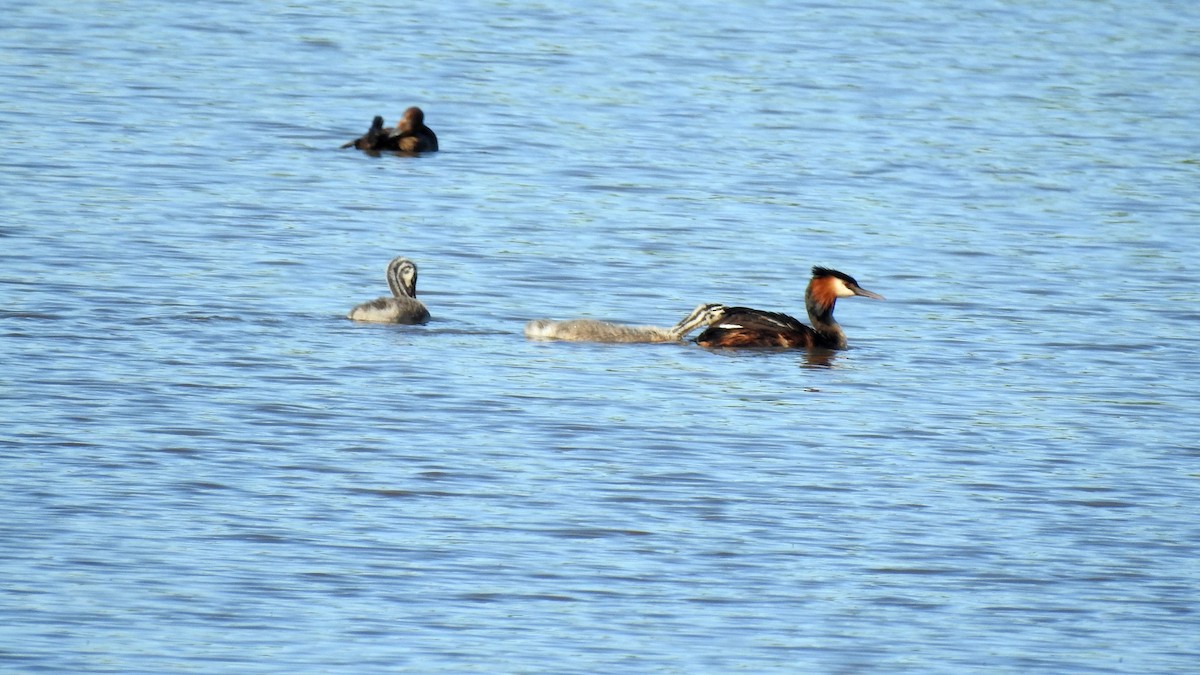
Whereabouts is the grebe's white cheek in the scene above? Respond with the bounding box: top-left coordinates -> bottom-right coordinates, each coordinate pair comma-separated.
832,277 -> 856,298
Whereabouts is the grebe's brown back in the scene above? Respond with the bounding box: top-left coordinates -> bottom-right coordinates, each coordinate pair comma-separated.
525,303 -> 727,343
347,256 -> 431,324
695,267 -> 882,349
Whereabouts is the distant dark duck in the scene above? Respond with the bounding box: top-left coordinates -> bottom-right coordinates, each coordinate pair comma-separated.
696,267 -> 883,349
526,303 -> 728,343
347,256 -> 431,324
341,107 -> 438,153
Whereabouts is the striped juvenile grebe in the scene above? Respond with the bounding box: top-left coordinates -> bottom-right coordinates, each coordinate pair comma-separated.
347,256 -> 431,324
341,107 -> 438,153
525,303 -> 728,343
696,267 -> 883,349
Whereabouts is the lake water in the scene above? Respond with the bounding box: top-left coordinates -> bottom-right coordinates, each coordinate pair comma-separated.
2,0 -> 1199,671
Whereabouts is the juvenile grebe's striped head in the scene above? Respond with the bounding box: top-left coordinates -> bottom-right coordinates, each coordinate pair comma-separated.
671,303 -> 729,337
385,256 -> 420,299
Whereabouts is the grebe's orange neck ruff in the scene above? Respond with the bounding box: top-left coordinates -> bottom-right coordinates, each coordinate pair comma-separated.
806,275 -> 841,319
804,276 -> 846,347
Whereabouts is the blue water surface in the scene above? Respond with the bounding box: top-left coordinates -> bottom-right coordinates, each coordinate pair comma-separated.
2,1 -> 1199,672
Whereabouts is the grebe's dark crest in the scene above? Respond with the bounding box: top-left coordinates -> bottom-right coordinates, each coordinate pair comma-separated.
695,267 -> 882,350
347,256 -> 431,324
526,303 -> 728,343
341,107 -> 438,153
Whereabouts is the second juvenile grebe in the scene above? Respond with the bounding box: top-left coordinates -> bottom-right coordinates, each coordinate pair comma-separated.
347,256 -> 431,324
525,303 -> 728,343
695,267 -> 883,349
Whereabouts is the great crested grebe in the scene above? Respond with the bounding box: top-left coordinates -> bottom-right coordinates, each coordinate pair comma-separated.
695,267 -> 883,349
347,256 -> 431,324
341,107 -> 438,153
525,303 -> 728,343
